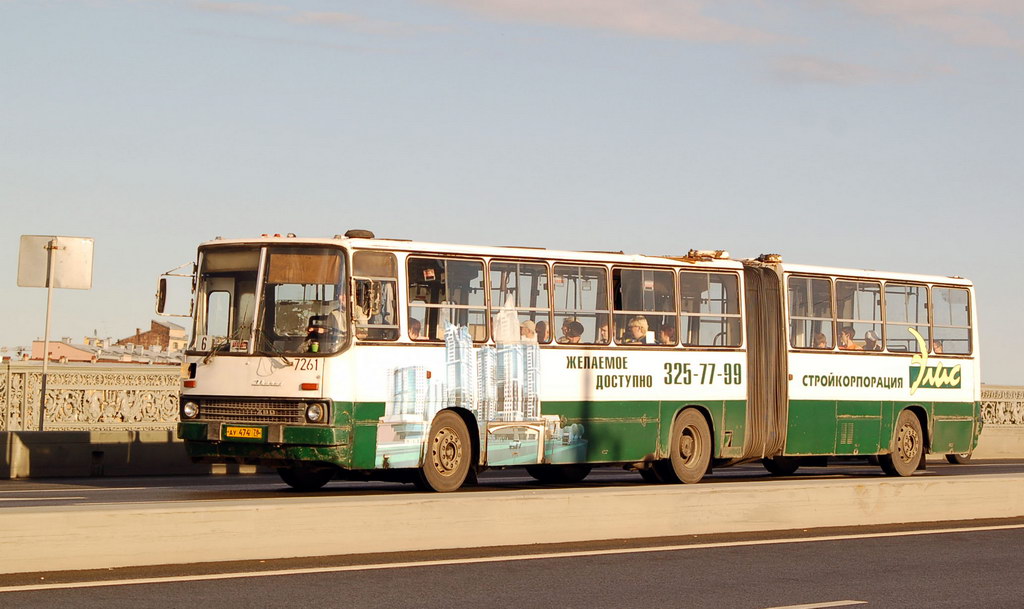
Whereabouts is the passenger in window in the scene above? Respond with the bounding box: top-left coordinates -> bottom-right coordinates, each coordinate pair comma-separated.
559,318 -> 572,340
838,327 -> 863,351
657,325 -> 676,345
409,318 -> 421,340
813,332 -> 829,349
597,320 -> 609,344
622,316 -> 649,344
931,339 -> 943,354
520,320 -> 537,341
536,321 -> 549,343
558,320 -> 584,344
864,330 -> 881,351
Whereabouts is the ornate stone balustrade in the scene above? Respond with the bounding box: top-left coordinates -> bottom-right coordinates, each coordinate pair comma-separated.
981,385 -> 1024,426
1,361 -> 180,432
2,360 -> 1022,432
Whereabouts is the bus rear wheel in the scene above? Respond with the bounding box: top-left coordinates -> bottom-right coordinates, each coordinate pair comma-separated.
668,409 -> 711,484
417,411 -> 472,492
762,456 -> 800,476
638,466 -> 663,483
278,464 -> 335,491
525,464 -> 592,484
946,452 -> 972,464
880,409 -> 923,477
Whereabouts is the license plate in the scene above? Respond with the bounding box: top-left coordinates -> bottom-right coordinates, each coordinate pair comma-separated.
224,426 -> 265,440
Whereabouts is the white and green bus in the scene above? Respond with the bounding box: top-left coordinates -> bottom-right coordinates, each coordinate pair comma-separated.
162,231 -> 981,491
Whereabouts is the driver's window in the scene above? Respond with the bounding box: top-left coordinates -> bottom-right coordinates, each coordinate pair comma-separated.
353,251 -> 399,341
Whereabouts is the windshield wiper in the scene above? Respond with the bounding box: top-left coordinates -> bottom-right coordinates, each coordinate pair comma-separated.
201,339 -> 230,364
255,329 -> 292,366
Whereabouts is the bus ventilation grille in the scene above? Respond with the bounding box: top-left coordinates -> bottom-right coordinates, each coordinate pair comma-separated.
198,400 -> 307,424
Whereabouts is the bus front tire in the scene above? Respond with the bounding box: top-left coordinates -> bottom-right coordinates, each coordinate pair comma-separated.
880,409 -> 923,477
417,410 -> 472,492
668,409 -> 711,484
278,464 -> 335,491
525,464 -> 592,484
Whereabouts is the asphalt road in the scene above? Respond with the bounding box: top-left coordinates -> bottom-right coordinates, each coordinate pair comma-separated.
0,459 -> 1021,508
2,519 -> 1022,608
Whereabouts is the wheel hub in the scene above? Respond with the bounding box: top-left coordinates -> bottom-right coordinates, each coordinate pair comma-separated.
679,429 -> 696,461
896,423 -> 920,463
431,426 -> 462,476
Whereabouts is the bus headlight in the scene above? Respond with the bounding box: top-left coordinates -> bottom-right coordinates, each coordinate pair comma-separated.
182,401 -> 200,419
305,402 -> 326,423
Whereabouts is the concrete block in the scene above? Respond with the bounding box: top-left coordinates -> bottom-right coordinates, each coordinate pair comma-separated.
973,426 -> 1024,459
0,431 -> 209,478
0,474 -> 1022,574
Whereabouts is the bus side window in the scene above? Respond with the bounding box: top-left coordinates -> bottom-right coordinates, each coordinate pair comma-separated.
552,264 -> 609,345
489,259 -> 552,344
884,283 -> 929,354
679,271 -> 742,347
836,280 -> 882,352
613,267 -> 676,346
407,256 -> 487,342
787,276 -> 833,349
931,286 -> 972,355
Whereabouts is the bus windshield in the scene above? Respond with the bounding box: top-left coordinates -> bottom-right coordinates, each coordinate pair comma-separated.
192,245 -> 348,355
257,246 -> 347,356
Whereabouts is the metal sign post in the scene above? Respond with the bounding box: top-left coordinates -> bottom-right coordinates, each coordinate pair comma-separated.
17,235 -> 94,431
39,239 -> 58,431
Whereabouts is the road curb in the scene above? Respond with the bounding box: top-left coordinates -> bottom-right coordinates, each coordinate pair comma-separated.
1,474 -> 1023,574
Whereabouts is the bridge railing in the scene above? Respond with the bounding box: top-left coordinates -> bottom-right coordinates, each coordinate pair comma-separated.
2,359 -> 1022,432
981,385 -> 1024,426
1,360 -> 180,432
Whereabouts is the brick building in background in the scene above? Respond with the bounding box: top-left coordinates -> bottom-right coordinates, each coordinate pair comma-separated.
115,320 -> 188,352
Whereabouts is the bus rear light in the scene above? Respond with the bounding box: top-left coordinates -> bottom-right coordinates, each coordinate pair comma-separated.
301,382 -> 319,391
183,380 -> 197,388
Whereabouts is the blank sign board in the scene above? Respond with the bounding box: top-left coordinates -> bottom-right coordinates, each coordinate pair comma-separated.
17,235 -> 94,290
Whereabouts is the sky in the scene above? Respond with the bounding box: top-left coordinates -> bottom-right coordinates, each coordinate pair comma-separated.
0,0 -> 1021,383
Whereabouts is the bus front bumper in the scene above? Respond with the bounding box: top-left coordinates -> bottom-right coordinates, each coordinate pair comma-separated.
177,421 -> 352,465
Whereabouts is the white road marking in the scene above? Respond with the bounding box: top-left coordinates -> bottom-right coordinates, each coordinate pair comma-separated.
1,522 -> 1022,594
0,497 -> 85,502
0,487 -> 147,494
763,601 -> 867,609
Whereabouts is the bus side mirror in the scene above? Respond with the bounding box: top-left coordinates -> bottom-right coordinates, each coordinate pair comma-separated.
156,278 -> 168,314
156,261 -> 197,317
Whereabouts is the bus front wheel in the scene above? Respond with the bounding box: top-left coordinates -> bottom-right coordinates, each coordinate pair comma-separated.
668,409 -> 711,484
278,464 -> 335,491
417,411 -> 472,492
880,409 -> 923,477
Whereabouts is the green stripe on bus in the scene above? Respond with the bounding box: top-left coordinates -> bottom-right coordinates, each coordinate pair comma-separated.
785,399 -> 977,456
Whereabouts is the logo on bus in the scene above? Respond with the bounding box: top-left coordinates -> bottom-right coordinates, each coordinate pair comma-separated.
908,328 -> 961,394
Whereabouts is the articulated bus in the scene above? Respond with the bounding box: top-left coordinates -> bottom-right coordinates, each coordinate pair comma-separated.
160,231 -> 981,491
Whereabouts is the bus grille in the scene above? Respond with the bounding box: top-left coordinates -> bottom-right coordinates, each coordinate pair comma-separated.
198,400 -> 307,424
